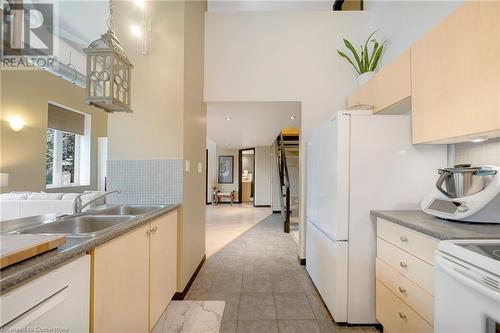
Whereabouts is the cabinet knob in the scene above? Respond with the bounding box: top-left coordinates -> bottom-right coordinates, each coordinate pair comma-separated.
398,286 -> 407,294
400,236 -> 408,242
400,261 -> 408,268
146,230 -> 151,237
152,226 -> 158,234
399,312 -> 407,320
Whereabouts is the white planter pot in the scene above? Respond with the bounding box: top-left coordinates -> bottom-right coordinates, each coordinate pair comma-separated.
358,71 -> 375,87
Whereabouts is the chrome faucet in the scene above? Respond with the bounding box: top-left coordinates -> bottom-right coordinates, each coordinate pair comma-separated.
72,190 -> 121,214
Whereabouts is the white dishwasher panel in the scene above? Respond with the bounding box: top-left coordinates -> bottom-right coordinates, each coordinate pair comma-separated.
1,255 -> 90,333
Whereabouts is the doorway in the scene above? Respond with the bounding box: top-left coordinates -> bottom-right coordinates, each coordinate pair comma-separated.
238,148 -> 255,205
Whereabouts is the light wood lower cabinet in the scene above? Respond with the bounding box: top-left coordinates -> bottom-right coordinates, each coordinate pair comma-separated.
150,210 -> 178,327
377,218 -> 439,265
92,210 -> 178,333
376,258 -> 434,324
93,224 -> 150,333
376,280 -> 433,333
376,218 -> 439,332
377,238 -> 435,295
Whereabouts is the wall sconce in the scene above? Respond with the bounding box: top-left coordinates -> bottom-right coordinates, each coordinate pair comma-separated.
0,173 -> 9,187
9,116 -> 24,131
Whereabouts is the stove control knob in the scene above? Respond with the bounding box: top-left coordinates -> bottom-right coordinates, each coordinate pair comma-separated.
457,204 -> 469,212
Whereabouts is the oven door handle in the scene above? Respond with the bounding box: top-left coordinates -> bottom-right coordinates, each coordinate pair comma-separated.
435,256 -> 500,303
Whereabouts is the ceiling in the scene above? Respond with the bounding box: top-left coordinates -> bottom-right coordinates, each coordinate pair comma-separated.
207,102 -> 301,148
57,1 -> 108,46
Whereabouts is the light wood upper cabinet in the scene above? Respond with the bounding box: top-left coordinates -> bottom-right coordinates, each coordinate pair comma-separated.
347,49 -> 411,114
411,2 -> 500,144
93,224 -> 150,333
149,210 -> 178,328
371,49 -> 411,114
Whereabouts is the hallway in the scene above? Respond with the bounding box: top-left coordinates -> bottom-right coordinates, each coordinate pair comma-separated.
205,204 -> 272,257
188,214 -> 380,333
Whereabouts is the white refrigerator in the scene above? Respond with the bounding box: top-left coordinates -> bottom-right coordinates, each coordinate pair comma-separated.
305,111 -> 447,324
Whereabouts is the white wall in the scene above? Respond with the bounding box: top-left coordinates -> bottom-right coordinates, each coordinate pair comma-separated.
205,10 -> 371,258
208,0 -> 332,12
254,146 -> 272,206
364,1 -> 463,67
453,139 -> 500,167
205,1 -> 463,258
207,138 -> 217,202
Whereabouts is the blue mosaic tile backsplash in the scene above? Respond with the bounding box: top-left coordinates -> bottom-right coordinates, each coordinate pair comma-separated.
107,159 -> 183,204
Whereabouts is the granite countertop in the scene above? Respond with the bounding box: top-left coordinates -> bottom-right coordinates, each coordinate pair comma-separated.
371,210 -> 500,240
0,204 -> 179,295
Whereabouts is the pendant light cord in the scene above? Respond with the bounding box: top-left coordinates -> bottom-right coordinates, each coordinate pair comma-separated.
106,0 -> 114,33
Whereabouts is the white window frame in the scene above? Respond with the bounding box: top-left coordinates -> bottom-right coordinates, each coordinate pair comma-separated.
46,102 -> 91,189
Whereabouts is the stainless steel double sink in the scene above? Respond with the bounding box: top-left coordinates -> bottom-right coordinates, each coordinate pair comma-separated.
12,205 -> 165,238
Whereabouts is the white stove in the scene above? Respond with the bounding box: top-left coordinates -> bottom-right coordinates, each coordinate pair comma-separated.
435,240 -> 500,333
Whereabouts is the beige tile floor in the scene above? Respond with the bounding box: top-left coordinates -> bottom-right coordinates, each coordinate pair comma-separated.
190,214 -> 381,333
205,203 -> 272,257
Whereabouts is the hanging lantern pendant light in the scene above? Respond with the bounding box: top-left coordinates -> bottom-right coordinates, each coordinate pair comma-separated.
84,0 -> 133,113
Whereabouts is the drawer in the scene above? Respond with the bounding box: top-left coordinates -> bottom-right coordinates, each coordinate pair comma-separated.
376,280 -> 433,333
376,258 -> 434,324
377,218 -> 440,265
377,238 -> 435,295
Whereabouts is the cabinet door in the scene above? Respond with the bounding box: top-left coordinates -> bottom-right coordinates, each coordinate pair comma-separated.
371,49 -> 411,114
150,210 -> 178,328
411,2 -> 500,143
93,224 -> 150,333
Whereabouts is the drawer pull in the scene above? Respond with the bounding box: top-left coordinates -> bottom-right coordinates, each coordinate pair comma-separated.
400,261 -> 408,268
400,236 -> 408,242
398,286 -> 407,294
399,312 -> 407,320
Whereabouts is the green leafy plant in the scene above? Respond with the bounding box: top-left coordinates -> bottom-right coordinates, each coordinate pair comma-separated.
337,31 -> 386,75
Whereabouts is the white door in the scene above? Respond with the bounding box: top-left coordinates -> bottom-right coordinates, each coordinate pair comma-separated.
317,113 -> 350,241
306,220 -> 348,322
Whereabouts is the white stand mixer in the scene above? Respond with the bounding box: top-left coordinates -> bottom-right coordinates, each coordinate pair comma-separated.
421,165 -> 500,223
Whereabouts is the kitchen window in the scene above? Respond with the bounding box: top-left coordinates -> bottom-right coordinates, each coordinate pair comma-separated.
46,103 -> 91,188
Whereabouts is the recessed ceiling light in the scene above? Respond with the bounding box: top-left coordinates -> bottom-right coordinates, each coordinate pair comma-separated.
134,0 -> 145,8
130,24 -> 142,38
290,116 -> 296,120
225,116 -> 231,121
471,137 -> 488,143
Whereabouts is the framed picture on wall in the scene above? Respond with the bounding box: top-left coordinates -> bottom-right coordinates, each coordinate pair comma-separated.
218,155 -> 234,184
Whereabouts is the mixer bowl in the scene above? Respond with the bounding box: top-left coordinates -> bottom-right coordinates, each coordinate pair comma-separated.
437,165 -> 497,199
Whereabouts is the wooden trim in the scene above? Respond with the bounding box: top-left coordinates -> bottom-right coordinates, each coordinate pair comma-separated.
172,255 -> 206,300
